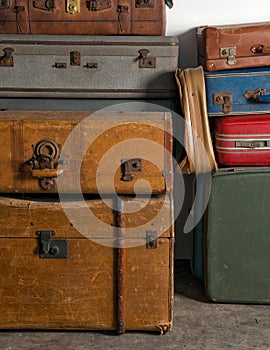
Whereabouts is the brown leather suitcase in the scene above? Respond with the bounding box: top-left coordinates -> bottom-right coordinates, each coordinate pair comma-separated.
0,0 -> 173,35
0,110 -> 173,195
197,22 -> 270,71
0,193 -> 174,333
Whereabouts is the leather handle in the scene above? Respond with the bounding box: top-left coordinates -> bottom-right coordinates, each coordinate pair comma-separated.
244,88 -> 269,103
31,168 -> 63,178
251,44 -> 270,54
253,94 -> 270,103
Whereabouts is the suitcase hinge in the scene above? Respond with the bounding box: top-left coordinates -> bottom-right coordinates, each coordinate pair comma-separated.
135,0 -> 154,8
213,92 -> 233,114
66,0 -> 80,13
33,0 -> 55,11
220,47 -> 236,66
117,5 -> 129,34
36,230 -> 68,259
89,0 -> 111,11
138,49 -> 156,68
0,47 -> 14,67
121,158 -> 142,181
0,0 -> 9,8
146,230 -> 158,249
21,138 -> 68,191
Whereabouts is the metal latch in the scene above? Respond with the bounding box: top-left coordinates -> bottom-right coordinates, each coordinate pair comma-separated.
121,158 -> 142,181
220,46 -> 236,66
136,0 -> 154,8
138,49 -> 156,68
0,0 -> 9,8
36,230 -> 68,259
33,0 -> 55,11
235,140 -> 270,148
21,138 -> 68,191
213,92 -> 233,114
0,47 -> 14,67
70,51 -> 81,66
146,230 -> 158,249
66,0 -> 80,13
89,0 -> 111,11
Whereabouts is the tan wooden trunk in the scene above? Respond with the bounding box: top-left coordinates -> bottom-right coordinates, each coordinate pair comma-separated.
0,111 -> 173,195
0,193 -> 174,333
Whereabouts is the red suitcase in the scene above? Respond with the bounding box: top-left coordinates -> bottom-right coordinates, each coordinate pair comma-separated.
214,114 -> 270,166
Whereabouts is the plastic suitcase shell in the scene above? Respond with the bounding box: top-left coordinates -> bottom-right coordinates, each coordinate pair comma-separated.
214,114 -> 270,166
205,67 -> 270,117
0,0 -> 171,36
0,35 -> 179,99
197,22 -> 270,72
204,168 -> 270,304
0,193 -> 174,332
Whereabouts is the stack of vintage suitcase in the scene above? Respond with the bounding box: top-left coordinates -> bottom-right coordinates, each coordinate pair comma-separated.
0,1 -> 179,333
193,22 -> 270,304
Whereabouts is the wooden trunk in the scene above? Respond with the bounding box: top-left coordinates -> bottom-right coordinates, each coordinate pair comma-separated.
0,193 -> 174,332
0,0 -> 170,35
0,111 -> 173,195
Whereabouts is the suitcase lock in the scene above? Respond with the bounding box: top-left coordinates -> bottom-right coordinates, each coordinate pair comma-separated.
66,0 -> 80,13
138,49 -> 156,68
0,47 -> 14,67
220,47 -> 236,66
21,139 -> 67,191
36,230 -> 68,259
213,92 -> 233,114
121,158 -> 142,181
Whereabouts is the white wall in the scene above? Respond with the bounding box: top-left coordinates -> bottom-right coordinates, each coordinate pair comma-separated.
166,0 -> 270,68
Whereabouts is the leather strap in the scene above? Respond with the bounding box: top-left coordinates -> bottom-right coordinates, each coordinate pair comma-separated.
14,0 -> 30,33
117,0 -> 130,34
175,67 -> 218,174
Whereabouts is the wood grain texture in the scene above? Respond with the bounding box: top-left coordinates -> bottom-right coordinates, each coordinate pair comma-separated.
0,237 -> 173,331
0,193 -> 173,239
0,111 -> 172,195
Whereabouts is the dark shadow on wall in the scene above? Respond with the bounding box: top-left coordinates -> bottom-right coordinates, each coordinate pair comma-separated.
176,28 -> 198,69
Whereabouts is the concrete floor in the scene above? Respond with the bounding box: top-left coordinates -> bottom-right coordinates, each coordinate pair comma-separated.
1,260 -> 269,350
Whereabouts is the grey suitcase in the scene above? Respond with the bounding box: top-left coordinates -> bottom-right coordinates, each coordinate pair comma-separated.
0,35 -> 179,99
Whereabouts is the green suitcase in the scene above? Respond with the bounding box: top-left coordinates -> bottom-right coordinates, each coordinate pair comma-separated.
205,168 -> 270,304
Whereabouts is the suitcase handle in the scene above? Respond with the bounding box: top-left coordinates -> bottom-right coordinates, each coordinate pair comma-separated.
244,88 -> 270,103
254,94 -> 270,103
251,44 -> 270,54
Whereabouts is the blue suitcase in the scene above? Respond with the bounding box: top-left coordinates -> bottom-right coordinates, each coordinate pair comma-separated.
205,66 -> 270,117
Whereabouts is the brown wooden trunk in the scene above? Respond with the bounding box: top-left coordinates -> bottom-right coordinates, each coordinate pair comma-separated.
0,193 -> 174,332
0,0 -> 167,35
0,111 -> 173,195
197,22 -> 270,71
